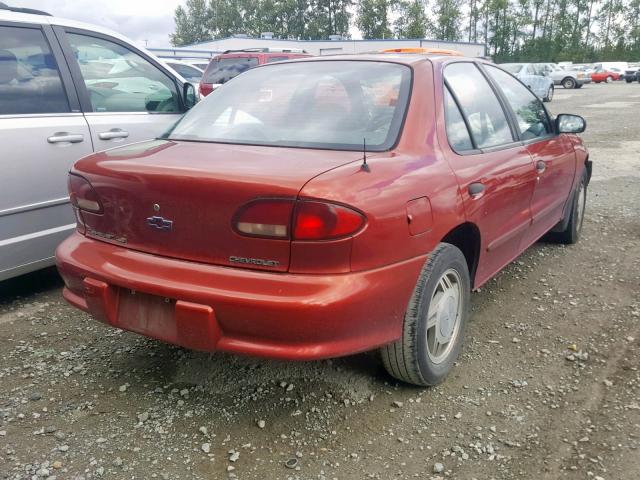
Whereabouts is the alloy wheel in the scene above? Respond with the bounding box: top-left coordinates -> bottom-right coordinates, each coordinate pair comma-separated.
426,269 -> 463,364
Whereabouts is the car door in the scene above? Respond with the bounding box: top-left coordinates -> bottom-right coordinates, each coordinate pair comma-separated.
0,22 -> 93,281
441,62 -> 537,286
484,65 -> 577,248
53,27 -> 186,151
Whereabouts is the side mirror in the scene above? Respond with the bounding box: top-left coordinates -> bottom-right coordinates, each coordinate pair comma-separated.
182,82 -> 197,110
556,114 -> 586,134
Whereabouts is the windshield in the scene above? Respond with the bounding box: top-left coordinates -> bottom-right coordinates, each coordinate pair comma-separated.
167,60 -> 412,151
501,64 -> 523,74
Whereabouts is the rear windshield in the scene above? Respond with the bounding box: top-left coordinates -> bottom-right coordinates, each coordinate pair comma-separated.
203,56 -> 259,84
167,60 -> 412,151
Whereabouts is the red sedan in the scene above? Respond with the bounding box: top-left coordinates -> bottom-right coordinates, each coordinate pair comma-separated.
56,53 -> 591,386
590,68 -> 621,83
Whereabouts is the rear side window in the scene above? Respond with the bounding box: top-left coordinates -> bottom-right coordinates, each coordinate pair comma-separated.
444,87 -> 473,152
485,65 -> 551,140
0,26 -> 70,115
444,63 -> 513,149
204,57 -> 259,84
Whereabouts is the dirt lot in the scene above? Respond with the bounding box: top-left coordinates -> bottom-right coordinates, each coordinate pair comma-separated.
1,82 -> 639,480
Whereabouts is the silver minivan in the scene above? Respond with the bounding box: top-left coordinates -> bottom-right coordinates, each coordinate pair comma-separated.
0,5 -> 196,281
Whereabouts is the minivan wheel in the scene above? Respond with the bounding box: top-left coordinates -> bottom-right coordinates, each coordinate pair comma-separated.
381,243 -> 470,386
543,85 -> 554,102
562,77 -> 576,89
547,169 -> 588,245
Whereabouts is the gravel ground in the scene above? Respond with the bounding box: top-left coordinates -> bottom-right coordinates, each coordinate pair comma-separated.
1,82 -> 639,480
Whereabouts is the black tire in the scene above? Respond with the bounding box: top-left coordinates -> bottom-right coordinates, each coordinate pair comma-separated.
576,83 -> 584,89
381,243 -> 470,386
562,77 -> 576,89
626,78 -> 633,83
543,85 -> 554,102
547,169 -> 588,244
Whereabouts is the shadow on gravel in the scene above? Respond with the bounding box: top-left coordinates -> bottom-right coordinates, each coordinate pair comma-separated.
0,267 -> 63,306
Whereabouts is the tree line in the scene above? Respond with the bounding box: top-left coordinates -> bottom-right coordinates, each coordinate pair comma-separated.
171,0 -> 640,62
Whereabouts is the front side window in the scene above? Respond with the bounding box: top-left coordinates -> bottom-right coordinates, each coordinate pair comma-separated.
444,63 -> 513,149
0,26 -> 69,115
67,33 -> 180,113
203,57 -> 259,84
486,65 -> 551,140
168,61 -> 411,151
444,87 -> 473,152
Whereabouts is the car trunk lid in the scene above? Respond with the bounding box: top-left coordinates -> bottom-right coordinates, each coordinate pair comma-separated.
73,140 -> 360,272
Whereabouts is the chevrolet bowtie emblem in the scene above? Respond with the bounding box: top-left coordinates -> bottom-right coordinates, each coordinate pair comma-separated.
146,215 -> 173,231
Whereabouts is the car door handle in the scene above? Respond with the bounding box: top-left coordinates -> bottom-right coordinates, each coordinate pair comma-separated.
536,160 -> 546,174
468,182 -> 485,198
98,129 -> 129,140
47,132 -> 84,144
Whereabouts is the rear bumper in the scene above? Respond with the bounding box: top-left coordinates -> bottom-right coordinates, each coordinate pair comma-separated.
56,233 -> 425,360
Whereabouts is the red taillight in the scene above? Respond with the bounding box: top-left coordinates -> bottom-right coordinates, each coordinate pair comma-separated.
233,199 -> 295,239
68,173 -> 103,213
199,83 -> 213,96
233,199 -> 366,241
293,201 -> 365,240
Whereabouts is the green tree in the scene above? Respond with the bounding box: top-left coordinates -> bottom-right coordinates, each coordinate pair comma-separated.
356,0 -> 393,39
170,0 -> 211,46
395,0 -> 429,38
430,0 -> 464,40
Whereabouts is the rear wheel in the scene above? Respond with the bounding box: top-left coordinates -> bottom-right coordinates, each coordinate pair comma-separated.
543,85 -> 554,102
381,243 -> 470,386
606,75 -> 613,83
626,78 -> 633,83
562,77 -> 576,89
547,169 -> 588,244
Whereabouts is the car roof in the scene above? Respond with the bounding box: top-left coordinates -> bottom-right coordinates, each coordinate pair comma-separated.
0,9 -> 149,54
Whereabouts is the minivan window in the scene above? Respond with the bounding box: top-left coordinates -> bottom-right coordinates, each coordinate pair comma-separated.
486,65 -> 551,140
0,26 -> 70,115
444,63 -> 513,149
168,61 -> 411,151
204,57 -> 259,84
67,33 -> 180,113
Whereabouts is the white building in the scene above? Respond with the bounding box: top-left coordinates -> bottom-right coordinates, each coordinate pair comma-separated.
150,35 -> 486,61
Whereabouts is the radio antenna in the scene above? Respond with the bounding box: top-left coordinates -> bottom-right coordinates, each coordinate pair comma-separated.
361,137 -> 370,172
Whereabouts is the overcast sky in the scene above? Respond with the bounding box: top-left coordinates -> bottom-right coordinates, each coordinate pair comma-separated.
18,1 -> 185,48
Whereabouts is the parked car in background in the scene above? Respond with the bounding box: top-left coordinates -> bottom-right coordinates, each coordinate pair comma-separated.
624,64 -> 640,83
164,60 -> 204,96
534,63 -> 591,89
182,59 -> 211,71
590,68 -> 621,83
499,63 -> 554,101
199,48 -> 311,96
57,51 -> 590,386
0,3 -> 197,281
164,60 -> 204,84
